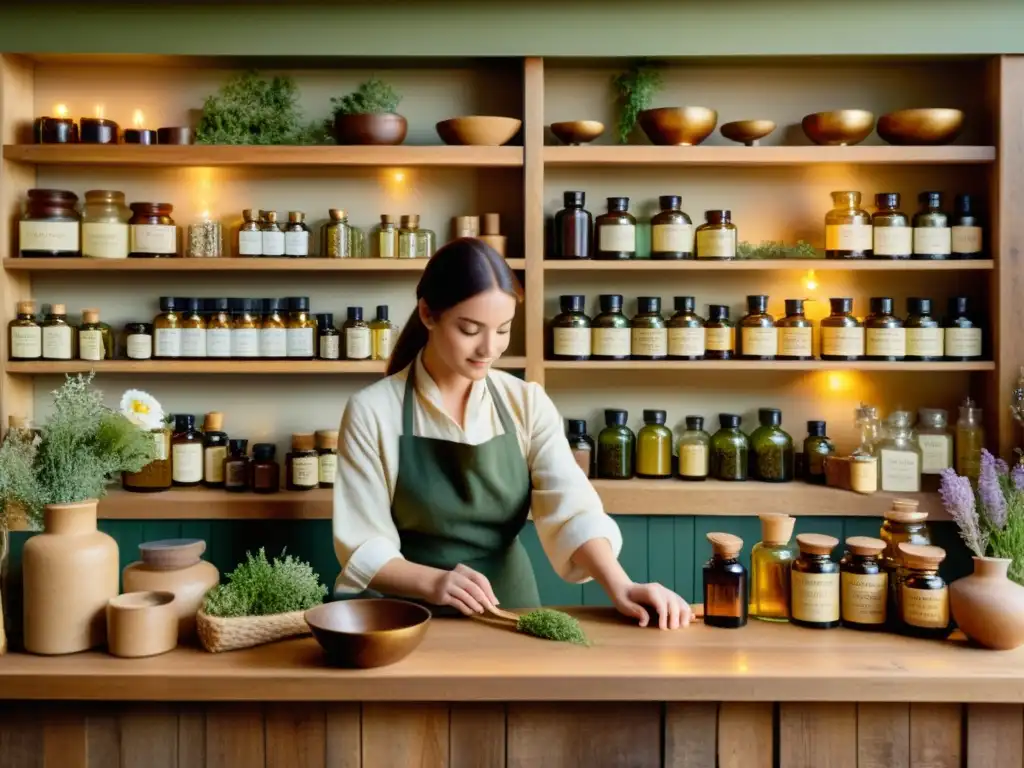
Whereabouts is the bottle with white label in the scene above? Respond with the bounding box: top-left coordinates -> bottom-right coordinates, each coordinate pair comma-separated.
316,430 -> 339,488
864,297 -> 905,361
180,298 -> 207,358
154,297 -> 183,359
595,197 -> 636,260
232,299 -> 261,358
78,309 -> 110,361
124,322 -> 153,360
128,202 -> 177,258
676,415 -> 710,481
261,211 -> 286,257
238,209 -> 263,257
951,194 -> 983,259
591,294 -> 630,360
904,298 -> 944,361
8,301 -> 42,360
825,190 -> 872,259
667,296 -> 704,360
944,296 -> 983,361
840,537 -> 888,631
287,433 -> 320,491
650,195 -> 694,260
19,189 -> 81,258
206,298 -> 233,359
912,192 -> 951,260
897,543 -> 953,640
370,305 -> 397,362
738,294 -> 777,360
286,296 -> 317,359
259,298 -> 288,359
42,304 -> 75,360
317,313 -> 340,360
284,211 -> 310,257
81,189 -> 130,259
551,294 -> 592,360
171,414 -> 203,487
630,297 -> 667,361
878,410 -> 922,492
343,306 -> 371,360
790,533 -> 840,629
820,297 -> 864,361
871,193 -> 912,260
704,305 -> 735,360
201,411 -> 228,488
776,299 -> 813,361
695,210 -> 737,260
916,408 -> 953,475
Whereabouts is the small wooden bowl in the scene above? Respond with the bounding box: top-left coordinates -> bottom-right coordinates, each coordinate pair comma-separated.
638,107 -> 718,146
436,116 -> 521,146
305,599 -> 431,668
333,113 -> 408,146
877,108 -> 964,146
720,120 -> 776,146
550,120 -> 605,145
802,110 -> 875,146
107,591 -> 178,658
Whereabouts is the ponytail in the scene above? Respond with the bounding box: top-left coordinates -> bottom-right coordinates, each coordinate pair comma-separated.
386,308 -> 429,376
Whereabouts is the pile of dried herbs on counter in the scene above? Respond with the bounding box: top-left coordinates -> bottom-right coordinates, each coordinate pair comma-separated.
515,608 -> 589,645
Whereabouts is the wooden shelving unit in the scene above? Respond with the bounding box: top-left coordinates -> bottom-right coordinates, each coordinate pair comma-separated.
542,259 -> 994,272
543,145 -> 996,166
2,257 -> 526,272
4,357 -> 528,375
544,360 -> 995,372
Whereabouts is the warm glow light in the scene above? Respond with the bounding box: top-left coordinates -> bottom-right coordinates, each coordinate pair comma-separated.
94,104 -> 104,119
54,104 -> 68,119
393,171 -> 405,182
380,168 -> 412,201
133,110 -> 144,129
803,269 -> 818,292
826,371 -> 853,392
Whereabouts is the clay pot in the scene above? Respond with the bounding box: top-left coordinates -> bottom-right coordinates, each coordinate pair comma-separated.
950,557 -> 1024,650
106,591 -> 178,658
22,500 -> 119,655
332,113 -> 407,145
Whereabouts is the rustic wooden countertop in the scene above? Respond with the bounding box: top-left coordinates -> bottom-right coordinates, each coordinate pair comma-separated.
1,609 -> 1020,703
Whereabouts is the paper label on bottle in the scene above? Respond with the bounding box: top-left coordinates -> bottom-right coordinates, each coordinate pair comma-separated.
901,585 -> 949,629
918,434 -> 953,474
696,228 -> 736,259
172,443 -> 203,483
130,224 -> 176,254
553,327 -> 591,357
78,329 -> 104,361
652,223 -> 694,254
866,327 -> 906,357
181,328 -> 206,358
778,327 -> 812,358
318,453 -> 337,485
232,328 -> 260,357
42,325 -> 72,359
741,327 -> 778,356
631,327 -> 667,357
873,226 -> 913,256
378,234 -> 397,259
204,445 -> 227,483
11,326 -> 41,358
705,326 -> 735,352
906,327 -> 944,357
262,230 -> 285,256
320,334 -> 340,360
850,457 -> 878,493
287,327 -> 315,358
126,333 -> 152,360
679,443 -> 707,477
821,326 -> 864,356
345,327 -> 371,359
374,328 -> 394,360
82,222 -> 129,259
284,230 -> 309,256
598,224 -> 636,253
913,227 -> 952,256
155,328 -> 182,358
20,220 -> 79,252
668,327 -> 704,357
207,328 -> 231,357
292,456 -> 319,487
226,462 -> 249,487
944,327 -> 981,357
152,431 -> 169,462
952,225 -> 982,254
880,448 -> 920,492
841,572 -> 887,625
238,230 -> 262,256
591,327 -> 630,357
260,327 -> 287,358
790,571 -> 840,623
826,223 -> 873,252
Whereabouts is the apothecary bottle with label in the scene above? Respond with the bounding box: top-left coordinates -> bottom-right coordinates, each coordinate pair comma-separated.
171,414 -> 203,487
878,411 -> 922,492
259,298 -> 287,359
636,410 -> 672,479
776,299 -> 813,360
710,413 -> 748,481
595,197 -> 636,260
202,412 -> 228,489
554,191 -> 592,259
317,313 -> 340,360
181,298 -> 207,359
20,189 -> 80,258
206,298 -> 232,359
904,298 -> 944,361
864,297 -> 905,361
944,296 -> 982,360
591,294 -> 630,360
597,409 -> 635,480
316,430 -> 339,488
372,215 -> 398,259
551,295 -> 592,360
790,533 -> 840,629
123,322 -> 151,360
676,415 -> 710,481
370,305 -> 396,361
695,210 -> 737,260
667,296 -> 704,360
880,499 -> 930,622
840,536 -> 888,631
898,543 -> 953,640
286,297 -> 316,359
825,191 -> 872,259
912,192 -> 951,260
704,305 -> 735,360
917,408 -> 953,475
224,439 -> 251,492
323,209 -> 365,259
803,420 -> 835,484
252,443 -> 281,494
154,297 -> 182,359
750,408 -> 794,483
232,299 -> 261,359
42,304 -> 74,360
650,195 -> 694,259
284,211 -> 310,257
871,193 -> 912,260
238,209 -> 262,256
630,297 -> 667,360
78,309 -> 112,361
956,397 -> 984,480
123,423 -> 172,493
951,194 -> 983,259
9,301 -> 41,360
343,307 -> 371,360
82,190 -> 130,259
820,298 -> 863,361
287,433 -> 319,491
739,294 -> 777,360
261,211 -> 285,257
566,419 -> 596,478
129,203 -> 176,258
703,533 -> 748,629
750,514 -> 795,622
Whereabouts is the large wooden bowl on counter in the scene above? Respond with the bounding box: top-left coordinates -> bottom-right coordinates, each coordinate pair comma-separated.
436,116 -> 521,146
638,106 -> 718,146
305,598 -> 431,668
801,109 -> 875,146
877,108 -> 964,145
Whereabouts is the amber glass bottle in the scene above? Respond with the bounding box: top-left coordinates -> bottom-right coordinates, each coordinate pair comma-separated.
695,210 -> 737,260
232,298 -> 261,358
872,193 -> 912,260
286,433 -> 319,491
636,410 -> 672,479
704,305 -> 734,360
750,513 -> 795,622
41,303 -> 74,360
667,296 -> 704,360
904,298 -> 944,361
944,296 -> 982,361
202,412 -> 228,488
650,195 -> 694,259
259,298 -> 288,359
251,443 -> 280,493
224,439 -> 251,493
154,297 -> 182,360
790,533 -> 840,629
566,419 -> 596,478
206,298 -> 232,359
316,430 -> 339,488
553,191 -> 592,259
776,299 -> 813,361
180,298 -> 207,359
840,536 -> 888,631
703,533 -> 748,629
286,296 -> 317,360
78,309 -> 112,361
171,414 -> 203,487
739,294 -> 777,360
912,192 -> 951,260
898,543 -> 953,639
820,298 -> 863,361
864,297 -> 905,361
595,197 -> 636,260
951,194 -> 983,259
880,498 -> 931,622
825,191 -> 872,259
630,297 -> 667,360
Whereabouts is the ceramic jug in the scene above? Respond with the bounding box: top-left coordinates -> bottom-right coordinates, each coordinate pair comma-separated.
950,557 -> 1024,650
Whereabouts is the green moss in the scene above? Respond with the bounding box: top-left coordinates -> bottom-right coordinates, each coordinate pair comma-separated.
515,608 -> 589,645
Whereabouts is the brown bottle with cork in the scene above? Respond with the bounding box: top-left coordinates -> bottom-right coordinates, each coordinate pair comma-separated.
316,430 -> 339,488
898,543 -> 953,639
287,433 -> 319,491
790,533 -> 840,629
8,301 -> 41,361
703,532 -> 748,628
479,213 -> 507,258
202,412 -> 228,489
840,536 -> 888,631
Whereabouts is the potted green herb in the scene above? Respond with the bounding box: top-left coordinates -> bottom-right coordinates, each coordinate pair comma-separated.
330,78 -> 406,146
611,61 -> 662,144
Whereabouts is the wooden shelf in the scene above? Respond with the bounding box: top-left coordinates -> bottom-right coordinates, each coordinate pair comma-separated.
545,360 -> 995,372
2,144 -> 524,168
543,145 -> 996,166
4,357 -> 528,375
544,259 -> 995,272
3,257 -> 526,272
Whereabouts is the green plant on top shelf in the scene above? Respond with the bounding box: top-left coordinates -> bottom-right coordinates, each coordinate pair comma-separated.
203,548 -> 327,618
330,78 -> 403,116
736,240 -> 820,260
611,61 -> 662,144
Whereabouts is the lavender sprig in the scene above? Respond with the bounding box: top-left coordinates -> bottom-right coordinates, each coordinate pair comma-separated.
980,449 -> 1009,530
1012,463 -> 1024,492
940,467 -> 988,557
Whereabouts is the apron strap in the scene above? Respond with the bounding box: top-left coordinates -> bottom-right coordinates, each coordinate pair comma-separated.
402,362 -> 517,439
402,366 -> 416,437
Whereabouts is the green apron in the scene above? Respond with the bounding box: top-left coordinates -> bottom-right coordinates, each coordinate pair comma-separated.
389,367 -> 541,611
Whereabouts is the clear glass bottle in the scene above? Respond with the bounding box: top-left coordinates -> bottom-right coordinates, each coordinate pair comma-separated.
630,297 -> 667,361
370,305 -> 397,362
81,189 -> 130,259
153,296 -> 182,360
739,294 -> 777,360
912,192 -> 951,260
703,532 -> 748,629
286,433 -> 319,492
251,443 -> 280,494
710,413 -> 748,481
803,420 -> 835,484
343,307 -> 371,360
956,397 -> 984,480
898,543 -> 953,639
676,415 -> 710,482
871,192 -> 912,260
750,513 -> 796,622
790,533 -> 840,629
825,190 -> 872,259
566,418 -> 596,478
259,298 -> 288,359
232,298 -> 261,359
202,411 -> 228,489
224,438 -> 251,493
42,303 -> 74,360
206,298 -> 232,360
284,211 -> 310,257
180,298 -> 207,359
597,409 -> 635,480
317,313 -> 340,360
776,299 -> 813,360
944,296 -> 982,361
851,404 -> 880,495
238,209 -> 262,257
398,214 -> 435,259
171,414 -> 203,487
704,305 -> 735,360
917,408 -> 953,475
554,191 -> 592,260
551,294 -> 592,361
864,297 -> 905,361
840,536 -> 888,631
750,407 -> 794,482
650,195 -> 694,260
820,297 -> 864,361
323,208 -> 365,259
372,214 -> 398,259
951,194 -> 983,259
904,298 -> 944,361
667,296 -> 704,360
286,296 -> 317,360
78,308 -> 113,361
591,294 -> 630,361
316,429 -> 339,488
695,210 -> 737,260
595,197 -> 636,260
636,409 -> 672,479
261,210 -> 285,257
878,411 -> 922,492
9,301 -> 41,360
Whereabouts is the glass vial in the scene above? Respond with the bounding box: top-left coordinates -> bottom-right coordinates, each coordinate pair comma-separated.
667,296 -> 704,360
917,408 -> 953,475
344,307 -> 371,360
944,296 -> 982,361
878,411 -> 922,492
905,298 -> 944,361
372,215 -> 398,259
82,189 -> 130,259
750,407 -> 794,482
636,409 -> 672,479
398,215 -> 434,259
181,298 -> 207,359
79,309 -> 111,361
551,294 -> 592,361
595,197 -> 636,260
951,194 -> 983,259
913,192 -> 951,260
750,513 -> 795,622
238,209 -> 262,257
710,413 -> 748,481
871,192 -> 912,260
9,301 -> 41,361
154,296 -> 182,360
206,298 -> 232,359
703,532 -> 748,629
864,297 -> 905,361
123,322 -> 152,361
956,397 -> 984,480
790,533 -> 840,629
820,297 -> 864,361
171,414 -> 203,487
739,294 -> 777,360
317,313 -> 340,360
677,415 -> 710,482
224,439 -> 251,493
232,299 -> 261,358
370,305 -> 396,362
650,195 -> 694,260
597,409 -> 635,480
840,536 -> 888,631
261,211 -> 285,257
591,294 -> 630,361
287,433 -> 319,491
324,209 -> 363,259
42,303 -> 74,360
898,543 -> 953,639
252,443 -> 280,494
825,190 -> 872,259
260,298 -> 287,359
566,419 -> 596,478
284,211 -> 310,257
554,191 -> 592,260
881,499 -> 931,621
777,299 -> 813,360
803,420 -> 834,484
316,430 -> 339,488
695,210 -> 737,260
630,297 -> 667,360
704,305 -> 735,360
286,296 -> 317,360
202,411 -> 228,488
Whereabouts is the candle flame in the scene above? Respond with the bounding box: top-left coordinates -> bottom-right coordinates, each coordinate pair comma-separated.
133,110 -> 144,129
803,269 -> 818,292
94,104 -> 104,119
54,104 -> 68,118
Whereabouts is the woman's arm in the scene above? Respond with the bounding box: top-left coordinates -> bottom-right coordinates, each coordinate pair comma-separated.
370,560 -> 499,615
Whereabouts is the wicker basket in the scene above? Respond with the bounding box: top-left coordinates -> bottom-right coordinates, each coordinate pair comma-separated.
196,609 -> 310,653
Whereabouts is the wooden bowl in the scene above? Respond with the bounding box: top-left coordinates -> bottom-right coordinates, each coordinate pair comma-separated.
436,116 -> 521,146
550,120 -> 605,145
720,120 -> 777,146
638,107 -> 718,146
106,591 -> 178,658
333,113 -> 408,146
305,599 -> 431,668
801,110 -> 875,146
877,108 -> 964,146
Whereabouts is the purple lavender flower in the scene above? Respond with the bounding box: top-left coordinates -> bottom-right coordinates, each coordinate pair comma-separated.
979,449 -> 1008,529
1012,463 -> 1024,491
996,458 -> 1010,476
939,467 -> 988,557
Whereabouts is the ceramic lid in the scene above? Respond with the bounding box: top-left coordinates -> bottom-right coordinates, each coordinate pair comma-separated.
759,513 -> 795,545
707,532 -> 743,558
139,538 -> 207,570
898,543 -> 947,569
796,533 -> 839,556
845,536 -> 886,556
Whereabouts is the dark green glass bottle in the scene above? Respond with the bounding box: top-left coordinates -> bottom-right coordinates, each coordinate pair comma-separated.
905,298 -> 943,362
591,294 -> 630,361
597,409 -> 635,480
802,420 -> 835,485
739,294 -> 777,360
630,297 -> 667,360
864,297 -> 905,361
667,296 -> 704,360
951,194 -> 983,260
636,409 -> 672,479
704,304 -> 735,360
943,296 -> 982,361
710,413 -> 748,481
749,408 -> 794,483
550,294 -> 592,361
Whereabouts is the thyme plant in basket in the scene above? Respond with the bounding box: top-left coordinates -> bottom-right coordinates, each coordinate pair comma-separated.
611,61 -> 662,144
203,548 -> 327,618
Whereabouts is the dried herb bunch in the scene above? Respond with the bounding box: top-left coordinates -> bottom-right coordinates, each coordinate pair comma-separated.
516,608 -> 589,645
203,548 -> 328,618
331,78 -> 403,116
611,61 -> 662,144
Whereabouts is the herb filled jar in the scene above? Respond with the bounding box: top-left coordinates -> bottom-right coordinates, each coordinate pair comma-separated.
286,296 -> 317,360
944,296 -> 982,361
704,305 -> 735,360
551,294 -> 592,360
710,413 -> 748,481
667,296 -> 704,360
129,203 -> 177,258
750,513 -> 795,622
316,430 -> 339,488
871,192 -> 912,260
820,297 -> 863,361
20,189 -> 80,258
124,322 -> 153,360
595,197 -> 636,260
912,192 -> 951,260
776,299 -> 813,360
554,191 -> 592,259
252,443 -> 281,494
597,409 -> 635,480
566,419 -> 596,478
951,194 -> 983,259
171,414 -> 203,487
260,298 -> 287,359
695,210 -> 737,260
677,415 -> 710,481
261,211 -> 285,256
287,433 -> 319,492
802,420 -> 834,484
636,410 -> 672,479
905,298 -> 944,361
650,195 -> 694,259
42,304 -> 74,360
840,536 -> 888,631
9,301 -> 41,360
324,209 -> 357,259
790,533 -> 840,629
224,439 -> 251,492
739,294 -> 777,360
864,297 -> 905,361
898,543 -> 953,640
154,297 -> 183,359
749,407 -> 794,482
591,294 -> 630,360
630,297 -> 667,360
703,533 -> 748,629
232,298 -> 261,359
284,211 -> 310,257
206,298 -> 232,359
81,190 -> 130,259
825,190 -> 872,259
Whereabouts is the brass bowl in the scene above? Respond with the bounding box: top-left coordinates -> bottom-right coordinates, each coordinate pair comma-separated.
550,120 -> 605,145
877,108 -> 964,146
801,109 -> 875,146
305,599 -> 431,668
436,116 -> 522,146
720,119 -> 777,146
638,106 -> 718,146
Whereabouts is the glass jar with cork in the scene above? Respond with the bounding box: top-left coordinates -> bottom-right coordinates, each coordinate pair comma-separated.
790,533 -> 840,629
316,430 -> 339,488
750,513 -> 795,622
287,433 -> 319,492
703,532 -> 748,628
898,543 -> 953,639
880,498 -> 931,621
238,209 -> 262,257
372,215 -> 398,259
42,304 -> 75,360
78,308 -> 112,361
261,211 -> 285,257
202,412 -> 228,489
840,536 -> 888,631
9,301 -> 41,361
284,211 -> 310,257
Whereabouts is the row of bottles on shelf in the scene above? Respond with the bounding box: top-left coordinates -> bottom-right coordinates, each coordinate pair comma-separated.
551,191 -> 984,260
550,294 -> 983,362
7,298 -> 398,362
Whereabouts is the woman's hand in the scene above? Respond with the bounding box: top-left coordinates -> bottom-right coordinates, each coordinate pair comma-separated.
427,563 -> 499,616
610,581 -> 692,629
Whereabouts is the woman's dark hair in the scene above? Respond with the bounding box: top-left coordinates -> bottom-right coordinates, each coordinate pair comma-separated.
386,238 -> 523,375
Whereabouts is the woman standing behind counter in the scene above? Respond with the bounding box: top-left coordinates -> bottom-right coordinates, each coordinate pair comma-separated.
333,239 -> 690,629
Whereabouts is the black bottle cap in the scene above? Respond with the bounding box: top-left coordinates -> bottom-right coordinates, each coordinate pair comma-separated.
316,313 -> 334,330
238,298 -> 255,313
229,438 -> 248,454
174,414 -> 195,431
807,420 -> 826,436
869,297 -> 893,315
287,296 -> 310,312
705,209 -> 731,221
253,443 -> 276,461
829,297 -> 853,314
747,294 -> 769,313
226,298 -> 242,313
708,304 -> 729,321
211,298 -> 230,313
784,299 -> 805,316
919,191 -> 943,207
955,194 -> 974,214
599,294 -> 623,313
718,413 -> 741,428
875,192 -> 900,209
605,409 -> 628,427
376,305 -> 389,321
659,195 -> 682,209
674,296 -> 696,313
159,296 -> 178,312
185,298 -> 202,314
685,415 -> 704,431
907,297 -> 933,316
948,296 -> 970,316
263,298 -> 284,313
637,296 -> 661,314
759,408 -> 782,427
347,306 -> 363,322
607,196 -> 629,211
566,418 -> 587,437
563,191 -> 585,207
643,409 -> 667,424
560,294 -> 586,313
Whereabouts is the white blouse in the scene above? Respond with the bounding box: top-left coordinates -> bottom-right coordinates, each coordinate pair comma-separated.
332,354 -> 622,593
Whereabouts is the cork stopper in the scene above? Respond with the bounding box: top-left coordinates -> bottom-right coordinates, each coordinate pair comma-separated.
482,213 -> 501,235
846,536 -> 886,557
898,543 -> 947,570
453,215 -> 479,236
329,208 -> 347,221
16,301 -> 35,315
707,532 -> 743,558
380,214 -> 394,226
203,411 -> 224,432
8,415 -> 29,429
796,533 -> 839,556
315,429 -> 339,450
82,309 -> 100,324
759,513 -> 795,545
291,433 -> 315,452
887,499 -> 928,524
51,303 -> 66,314
242,209 -> 256,222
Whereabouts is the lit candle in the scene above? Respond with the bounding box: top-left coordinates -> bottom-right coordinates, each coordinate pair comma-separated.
133,110 -> 144,129
124,110 -> 156,145
33,103 -> 77,143
95,105 -> 104,119
80,105 -> 119,145
54,104 -> 68,119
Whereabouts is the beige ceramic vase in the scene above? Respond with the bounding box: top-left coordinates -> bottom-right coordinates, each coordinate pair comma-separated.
950,557 -> 1024,650
22,500 -> 119,655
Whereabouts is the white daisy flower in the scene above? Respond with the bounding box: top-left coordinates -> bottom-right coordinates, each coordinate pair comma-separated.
119,389 -> 165,431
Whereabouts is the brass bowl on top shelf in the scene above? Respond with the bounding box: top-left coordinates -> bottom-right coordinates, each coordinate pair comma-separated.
638,106 -> 718,146
720,120 -> 777,146
436,116 -> 522,146
305,598 -> 431,668
550,120 -> 605,145
801,109 -> 875,146
877,108 -> 964,146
